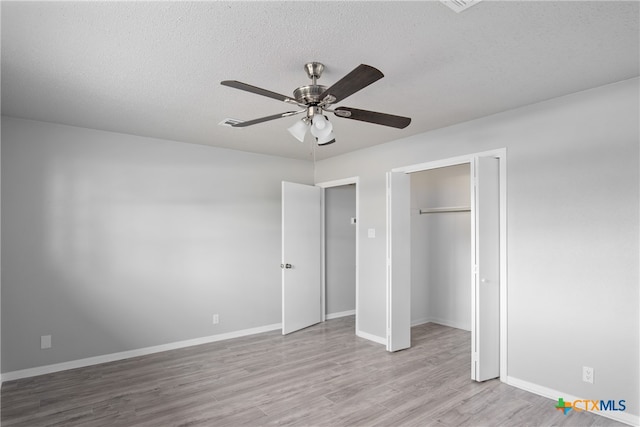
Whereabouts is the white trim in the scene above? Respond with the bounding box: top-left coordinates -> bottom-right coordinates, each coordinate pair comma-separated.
498,149 -> 508,382
325,309 -> 356,320
2,323 -> 282,382
356,329 -> 387,345
429,317 -> 471,332
411,317 -> 431,327
315,176 -> 359,189
391,148 -> 506,174
507,376 -> 639,427
316,176 -> 360,335
320,187 -> 327,322
410,318 -> 471,331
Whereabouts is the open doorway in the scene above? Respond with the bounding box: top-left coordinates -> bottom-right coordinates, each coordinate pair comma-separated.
324,184 -> 357,320
317,177 -> 359,333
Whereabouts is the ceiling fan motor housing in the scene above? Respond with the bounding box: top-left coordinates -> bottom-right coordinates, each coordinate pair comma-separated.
294,62 -> 332,107
293,85 -> 327,105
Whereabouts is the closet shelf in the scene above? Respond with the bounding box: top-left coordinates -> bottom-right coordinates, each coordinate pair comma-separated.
419,206 -> 471,214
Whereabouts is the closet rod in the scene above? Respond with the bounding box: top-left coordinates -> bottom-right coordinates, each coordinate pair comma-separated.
419,206 -> 471,214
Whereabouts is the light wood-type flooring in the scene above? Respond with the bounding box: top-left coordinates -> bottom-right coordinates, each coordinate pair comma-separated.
1,317 -> 627,426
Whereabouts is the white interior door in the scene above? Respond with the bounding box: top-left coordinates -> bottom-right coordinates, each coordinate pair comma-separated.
386,172 -> 411,352
282,181 -> 322,335
472,157 -> 500,381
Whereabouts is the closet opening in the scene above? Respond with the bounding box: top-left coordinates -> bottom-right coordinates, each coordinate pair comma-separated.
387,149 -> 506,382
410,164 -> 472,332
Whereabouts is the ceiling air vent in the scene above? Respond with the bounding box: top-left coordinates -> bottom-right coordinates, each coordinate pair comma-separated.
218,118 -> 244,127
440,0 -> 482,13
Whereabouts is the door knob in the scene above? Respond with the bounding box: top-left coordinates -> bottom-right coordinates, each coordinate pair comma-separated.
281,263 -> 292,269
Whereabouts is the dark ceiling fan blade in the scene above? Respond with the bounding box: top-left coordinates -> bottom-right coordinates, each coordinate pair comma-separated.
319,64 -> 384,104
333,107 -> 411,129
230,111 -> 303,127
221,80 -> 294,103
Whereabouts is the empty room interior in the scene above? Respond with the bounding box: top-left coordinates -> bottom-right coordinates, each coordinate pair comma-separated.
1,1 -> 639,426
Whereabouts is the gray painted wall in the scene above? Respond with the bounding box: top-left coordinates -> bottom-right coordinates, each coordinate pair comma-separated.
315,78 -> 639,416
1,78 -> 638,417
411,165 -> 471,330
1,117 -> 313,372
325,185 -> 356,316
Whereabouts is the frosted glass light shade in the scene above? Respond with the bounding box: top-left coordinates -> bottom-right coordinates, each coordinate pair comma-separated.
287,119 -> 309,142
317,131 -> 335,146
310,116 -> 333,139
313,114 -> 327,130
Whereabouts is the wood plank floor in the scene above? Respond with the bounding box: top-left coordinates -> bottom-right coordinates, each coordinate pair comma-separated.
1,317 -> 627,426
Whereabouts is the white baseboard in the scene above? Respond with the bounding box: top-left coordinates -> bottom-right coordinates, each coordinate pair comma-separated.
356,329 -> 386,345
507,376 -> 639,427
325,309 -> 356,320
2,323 -> 282,382
428,317 -> 471,332
410,317 -> 471,331
411,317 -> 430,327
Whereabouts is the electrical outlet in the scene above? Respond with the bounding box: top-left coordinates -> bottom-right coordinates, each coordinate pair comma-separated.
41,335 -> 52,349
212,314 -> 219,325
583,366 -> 594,384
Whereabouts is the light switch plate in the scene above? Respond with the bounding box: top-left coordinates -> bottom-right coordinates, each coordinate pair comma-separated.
41,335 -> 52,349
368,228 -> 376,238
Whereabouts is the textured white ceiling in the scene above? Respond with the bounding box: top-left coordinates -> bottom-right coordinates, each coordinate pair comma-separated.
2,1 -> 639,160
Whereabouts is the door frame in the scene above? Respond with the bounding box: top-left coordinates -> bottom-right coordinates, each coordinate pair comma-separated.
387,148 -> 507,381
316,177 -> 360,333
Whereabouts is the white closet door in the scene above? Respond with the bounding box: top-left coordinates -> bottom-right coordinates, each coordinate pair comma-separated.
472,157 -> 500,381
386,171 -> 411,352
281,181 -> 322,335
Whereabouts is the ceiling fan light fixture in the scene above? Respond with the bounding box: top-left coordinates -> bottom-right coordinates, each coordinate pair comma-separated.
317,131 -> 335,146
310,115 -> 333,139
287,119 -> 309,142
221,62 -> 411,147
313,114 -> 327,130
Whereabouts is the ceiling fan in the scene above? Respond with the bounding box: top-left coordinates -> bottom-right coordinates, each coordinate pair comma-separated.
220,62 -> 411,146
